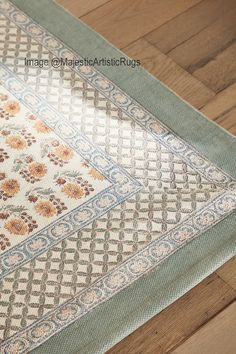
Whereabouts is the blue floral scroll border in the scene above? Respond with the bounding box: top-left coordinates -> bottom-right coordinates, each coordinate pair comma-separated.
2,190 -> 236,354
0,0 -> 235,191
0,63 -> 142,279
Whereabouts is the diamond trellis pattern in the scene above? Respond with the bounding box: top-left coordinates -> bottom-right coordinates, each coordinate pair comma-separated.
0,12 -> 223,342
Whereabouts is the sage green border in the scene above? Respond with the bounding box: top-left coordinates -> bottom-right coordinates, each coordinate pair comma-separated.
7,1 -> 236,353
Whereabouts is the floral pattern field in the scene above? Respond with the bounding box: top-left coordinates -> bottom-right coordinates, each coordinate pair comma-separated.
0,86 -> 110,252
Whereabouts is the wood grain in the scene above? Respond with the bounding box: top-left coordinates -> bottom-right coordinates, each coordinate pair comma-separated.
57,0 -> 111,17
168,6 -> 236,72
217,257 -> 236,290
193,42 -> 236,92
216,110 -> 236,135
107,274 -> 236,354
81,0 -> 202,49
145,0 -> 236,54
201,82 -> 236,119
171,301 -> 236,354
124,38 -> 215,108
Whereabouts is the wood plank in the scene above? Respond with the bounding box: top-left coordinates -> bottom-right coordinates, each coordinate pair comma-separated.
193,43 -> 236,92
145,0 -> 236,54
168,7 -> 236,72
200,82 -> 236,119
123,38 -> 215,108
171,302 -> 236,354
56,0 -> 110,18
81,0 -> 202,49
216,109 -> 236,135
106,274 -> 236,354
217,257 -> 236,290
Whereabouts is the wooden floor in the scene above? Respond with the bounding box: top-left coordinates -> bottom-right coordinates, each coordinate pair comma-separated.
58,1 -> 236,353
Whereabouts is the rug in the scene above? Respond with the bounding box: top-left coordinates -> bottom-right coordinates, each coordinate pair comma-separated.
0,1 -> 235,353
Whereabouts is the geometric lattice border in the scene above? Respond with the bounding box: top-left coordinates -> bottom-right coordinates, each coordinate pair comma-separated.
2,190 -> 236,353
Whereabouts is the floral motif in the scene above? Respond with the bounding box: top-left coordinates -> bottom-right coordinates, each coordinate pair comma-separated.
130,106 -> 146,120
113,92 -> 129,105
78,65 -> 94,75
150,242 -> 172,259
0,147 -> 9,163
13,154 -> 48,183
95,78 -> 111,90
0,99 -> 20,120
4,252 -> 24,266
1,178 -> 20,199
28,24 -> 43,36
0,233 -> 11,251
83,160 -> 105,181
12,13 -> 27,24
129,258 -> 150,274
31,323 -> 52,338
3,100 -> 20,115
54,170 -> 94,199
51,223 -> 70,237
80,288 -> 102,305
33,119 -> 51,133
5,218 -> 28,235
96,195 -> 115,208
0,172 -> 6,180
89,168 -> 105,180
62,183 -> 85,199
56,305 -> 78,322
35,201 -> 57,218
4,339 -> 26,354
29,162 -> 47,178
172,227 -> 194,243
196,211 -> 215,227
150,122 -> 166,135
45,37 -> 60,49
105,272 -> 127,289
41,139 -> 74,166
187,153 -> 206,167
55,145 -> 73,161
0,93 -> 8,101
207,169 -> 227,183
166,136 -> 185,151
1,124 -> 36,149
6,135 -> 27,149
28,238 -> 47,251
0,205 -> 38,236
26,187 -> 67,217
217,196 -> 236,213
0,1 -> 11,12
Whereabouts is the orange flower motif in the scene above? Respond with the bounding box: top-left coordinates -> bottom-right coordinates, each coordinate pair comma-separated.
0,94 -> 8,101
5,218 -> 28,235
28,162 -> 47,178
35,201 -> 57,217
89,168 -> 105,181
3,100 -> 20,115
62,183 -> 85,199
33,120 -> 51,133
55,145 -> 73,161
0,172 -> 6,180
6,135 -> 27,150
1,179 -> 20,197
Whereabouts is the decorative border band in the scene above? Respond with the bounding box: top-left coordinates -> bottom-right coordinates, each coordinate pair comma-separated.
2,189 -> 236,353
